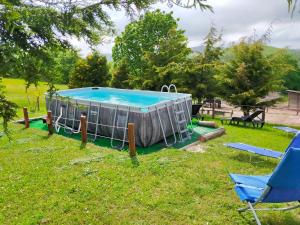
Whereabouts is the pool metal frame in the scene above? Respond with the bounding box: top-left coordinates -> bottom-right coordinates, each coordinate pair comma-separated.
46,87 -> 192,149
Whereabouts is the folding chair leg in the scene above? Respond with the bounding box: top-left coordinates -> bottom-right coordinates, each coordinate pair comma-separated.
239,202 -> 300,225
247,202 -> 262,225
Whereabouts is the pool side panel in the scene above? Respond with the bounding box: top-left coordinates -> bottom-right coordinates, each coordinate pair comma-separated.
46,96 -> 192,147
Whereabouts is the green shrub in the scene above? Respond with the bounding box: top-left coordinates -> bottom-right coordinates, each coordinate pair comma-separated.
69,52 -> 110,88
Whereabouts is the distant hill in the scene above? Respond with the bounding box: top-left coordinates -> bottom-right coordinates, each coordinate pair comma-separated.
222,45 -> 300,63
191,45 -> 205,53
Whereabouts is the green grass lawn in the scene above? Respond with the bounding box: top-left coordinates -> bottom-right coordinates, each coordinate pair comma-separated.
1,79 -> 300,224
2,78 -> 67,118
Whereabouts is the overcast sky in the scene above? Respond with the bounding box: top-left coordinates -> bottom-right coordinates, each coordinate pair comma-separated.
71,0 -> 300,56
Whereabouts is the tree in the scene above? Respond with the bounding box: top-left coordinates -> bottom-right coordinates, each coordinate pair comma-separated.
0,79 -> 17,138
172,27 -> 223,101
141,26 -> 191,90
110,59 -> 131,89
279,51 -> 300,91
69,52 -> 110,88
112,10 -> 191,90
0,1 -> 209,89
42,47 -> 79,85
216,37 -> 292,115
0,0 -> 211,134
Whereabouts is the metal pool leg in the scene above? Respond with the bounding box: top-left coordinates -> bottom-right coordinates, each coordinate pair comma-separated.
166,105 -> 177,144
120,107 -> 130,149
110,106 -> 130,150
85,101 -> 92,138
110,105 -> 118,148
71,100 -> 77,132
63,101 -> 72,134
54,96 -> 58,122
156,105 -> 176,147
184,98 -> 193,134
93,103 -> 101,141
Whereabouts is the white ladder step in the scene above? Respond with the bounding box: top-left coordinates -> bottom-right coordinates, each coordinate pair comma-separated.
178,120 -> 186,124
180,129 -> 188,134
175,110 -> 184,114
174,101 -> 183,105
181,137 -> 190,142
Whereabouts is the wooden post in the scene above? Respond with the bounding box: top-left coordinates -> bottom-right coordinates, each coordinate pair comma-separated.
212,98 -> 215,119
47,111 -> 53,135
128,123 -> 136,157
37,96 -> 40,111
262,106 -> 266,122
198,121 -> 218,128
80,115 -> 87,144
23,107 -> 29,128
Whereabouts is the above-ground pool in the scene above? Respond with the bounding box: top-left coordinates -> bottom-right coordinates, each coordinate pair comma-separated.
46,87 -> 192,148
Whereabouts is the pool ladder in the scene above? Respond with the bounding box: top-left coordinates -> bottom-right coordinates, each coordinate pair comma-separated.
156,99 -> 192,147
161,84 -> 177,93
173,101 -> 191,142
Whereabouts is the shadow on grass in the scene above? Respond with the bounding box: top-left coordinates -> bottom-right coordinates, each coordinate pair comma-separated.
264,214 -> 300,225
229,153 -> 278,168
223,124 -> 275,133
28,119 -> 220,154
130,156 -> 140,167
80,142 -> 87,149
239,210 -> 300,225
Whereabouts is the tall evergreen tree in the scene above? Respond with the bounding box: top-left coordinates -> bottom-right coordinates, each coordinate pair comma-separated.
175,27 -> 223,101
216,37 -> 292,115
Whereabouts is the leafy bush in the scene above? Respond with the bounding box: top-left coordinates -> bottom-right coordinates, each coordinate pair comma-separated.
69,52 -> 110,88
110,60 -> 131,89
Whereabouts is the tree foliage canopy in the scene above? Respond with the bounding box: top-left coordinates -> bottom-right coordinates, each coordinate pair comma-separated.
112,10 -> 191,89
141,25 -> 192,90
216,38 -> 292,114
110,59 -> 131,89
278,51 -> 300,91
1,0 -> 210,52
0,0 -> 211,86
172,27 -> 223,101
69,52 -> 110,88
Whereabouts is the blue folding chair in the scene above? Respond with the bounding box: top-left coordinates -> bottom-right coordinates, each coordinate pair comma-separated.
229,147 -> 300,225
225,132 -> 300,159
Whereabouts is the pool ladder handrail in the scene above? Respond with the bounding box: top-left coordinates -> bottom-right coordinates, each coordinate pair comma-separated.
161,84 -> 177,93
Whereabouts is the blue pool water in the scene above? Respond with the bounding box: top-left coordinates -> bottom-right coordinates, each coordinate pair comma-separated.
57,87 -> 189,108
